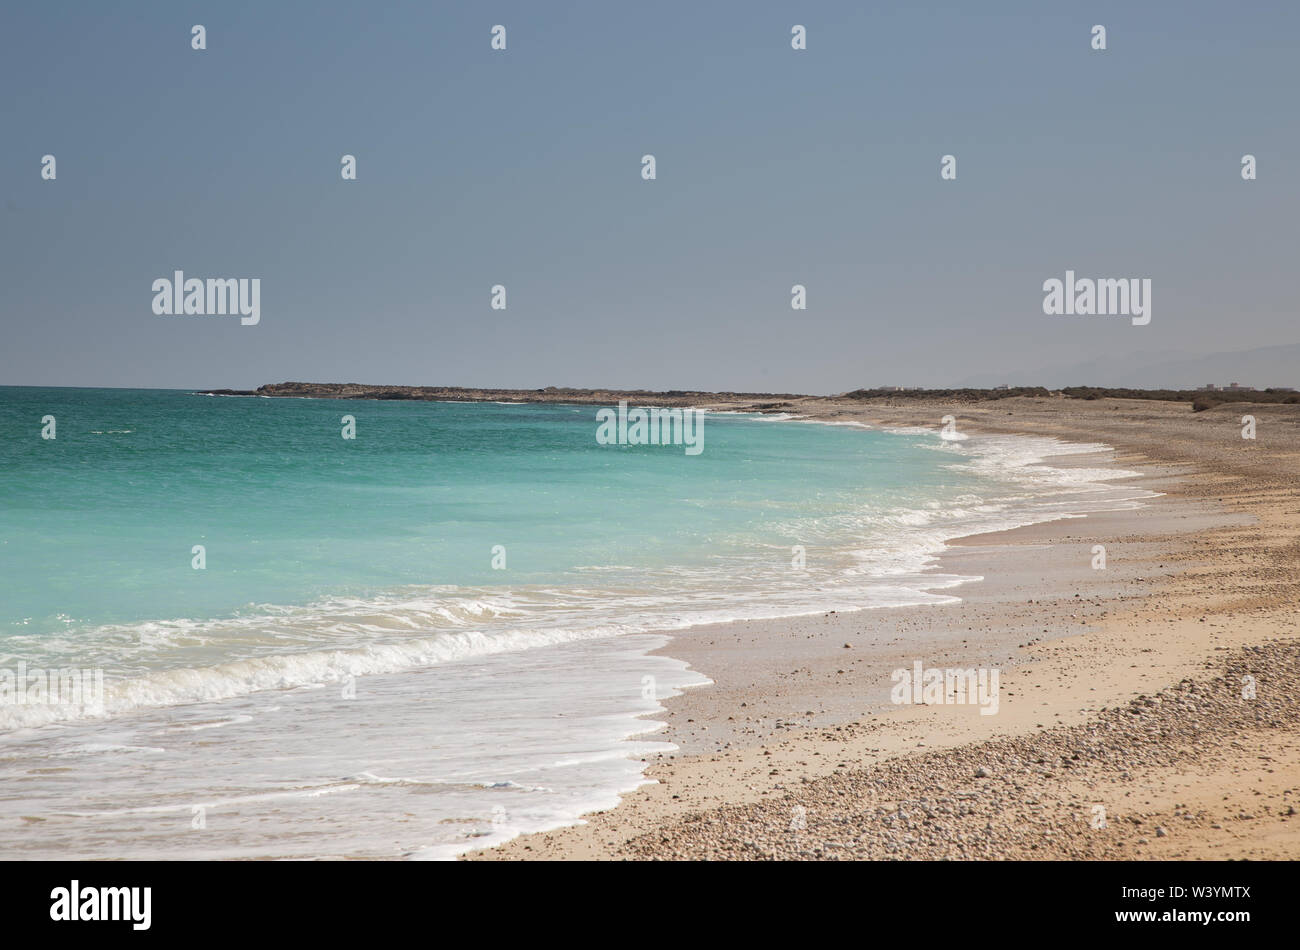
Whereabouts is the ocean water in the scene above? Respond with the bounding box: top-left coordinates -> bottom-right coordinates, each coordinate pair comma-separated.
0,387 -> 1151,858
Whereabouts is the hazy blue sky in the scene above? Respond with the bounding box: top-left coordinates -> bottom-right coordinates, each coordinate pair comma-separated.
2,1 -> 1296,392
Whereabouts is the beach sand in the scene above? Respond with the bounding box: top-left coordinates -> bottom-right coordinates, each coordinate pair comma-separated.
466,396 -> 1300,860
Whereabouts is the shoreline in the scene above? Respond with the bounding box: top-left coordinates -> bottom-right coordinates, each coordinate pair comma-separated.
466,396 -> 1300,859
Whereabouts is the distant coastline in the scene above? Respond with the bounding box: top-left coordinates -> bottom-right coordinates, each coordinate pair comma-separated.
198,382 -> 1300,413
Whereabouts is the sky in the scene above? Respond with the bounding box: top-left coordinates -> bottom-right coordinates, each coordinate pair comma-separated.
2,1 -> 1297,393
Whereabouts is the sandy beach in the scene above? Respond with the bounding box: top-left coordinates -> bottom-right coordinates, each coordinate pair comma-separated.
467,395 -> 1300,860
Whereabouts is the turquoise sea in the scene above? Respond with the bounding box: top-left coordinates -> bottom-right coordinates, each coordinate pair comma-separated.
0,387 -> 1148,858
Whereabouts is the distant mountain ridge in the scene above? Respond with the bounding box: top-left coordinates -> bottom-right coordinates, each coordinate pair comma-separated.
958,343 -> 1300,390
